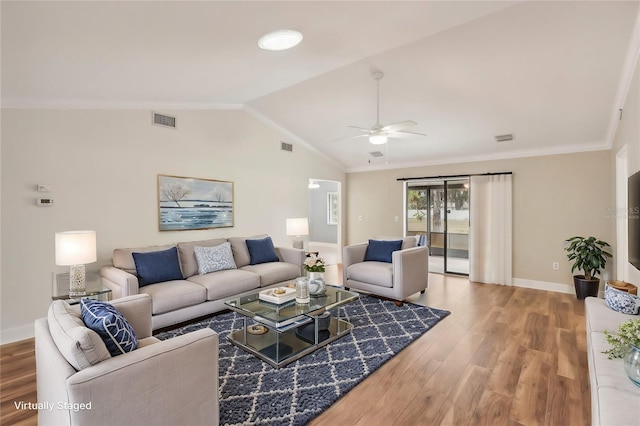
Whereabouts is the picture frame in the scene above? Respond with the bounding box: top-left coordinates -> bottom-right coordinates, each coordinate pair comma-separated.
327,192 -> 338,225
158,174 -> 234,231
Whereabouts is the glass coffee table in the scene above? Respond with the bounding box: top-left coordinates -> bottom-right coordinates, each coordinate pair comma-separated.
224,286 -> 359,368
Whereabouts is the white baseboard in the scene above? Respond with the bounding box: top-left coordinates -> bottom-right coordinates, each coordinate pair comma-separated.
0,324 -> 34,345
512,277 -> 575,295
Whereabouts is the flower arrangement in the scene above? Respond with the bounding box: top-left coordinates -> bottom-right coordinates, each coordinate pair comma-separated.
603,319 -> 640,359
303,254 -> 325,273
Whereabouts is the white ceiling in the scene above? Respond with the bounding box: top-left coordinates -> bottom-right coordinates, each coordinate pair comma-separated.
2,1 -> 639,171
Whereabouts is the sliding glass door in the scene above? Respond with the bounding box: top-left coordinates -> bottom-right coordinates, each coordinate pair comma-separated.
405,178 -> 469,275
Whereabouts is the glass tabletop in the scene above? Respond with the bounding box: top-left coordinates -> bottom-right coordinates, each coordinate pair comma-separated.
225,286 -> 358,328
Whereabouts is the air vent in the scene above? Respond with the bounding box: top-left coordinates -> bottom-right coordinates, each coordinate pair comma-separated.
369,151 -> 384,158
152,112 -> 176,129
281,142 -> 293,152
495,133 -> 514,142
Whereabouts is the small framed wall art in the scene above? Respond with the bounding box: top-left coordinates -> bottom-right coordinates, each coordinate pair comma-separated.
158,174 -> 234,231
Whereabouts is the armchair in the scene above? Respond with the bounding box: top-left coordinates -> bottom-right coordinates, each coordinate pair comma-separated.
35,294 -> 219,426
343,238 -> 428,304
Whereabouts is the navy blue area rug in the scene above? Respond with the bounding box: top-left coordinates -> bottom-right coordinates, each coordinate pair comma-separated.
155,295 -> 450,426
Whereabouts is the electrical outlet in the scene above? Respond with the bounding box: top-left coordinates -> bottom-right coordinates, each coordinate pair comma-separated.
552,262 -> 559,270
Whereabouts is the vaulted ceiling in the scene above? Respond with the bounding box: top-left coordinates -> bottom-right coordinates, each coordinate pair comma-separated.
2,1 -> 639,171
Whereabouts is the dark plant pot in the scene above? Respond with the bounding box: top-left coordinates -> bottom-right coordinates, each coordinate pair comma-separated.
573,275 -> 600,300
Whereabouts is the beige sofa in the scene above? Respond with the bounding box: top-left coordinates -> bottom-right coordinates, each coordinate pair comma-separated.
343,237 -> 428,302
35,294 -> 219,426
585,297 -> 640,425
100,236 -> 304,330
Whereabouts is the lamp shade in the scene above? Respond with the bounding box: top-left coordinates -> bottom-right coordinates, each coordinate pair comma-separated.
55,230 -> 97,266
286,218 -> 309,236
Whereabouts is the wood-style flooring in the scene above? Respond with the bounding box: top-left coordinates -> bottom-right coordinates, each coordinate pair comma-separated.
0,272 -> 589,425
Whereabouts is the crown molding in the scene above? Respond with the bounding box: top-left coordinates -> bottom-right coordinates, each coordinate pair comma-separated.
345,141 -> 610,173
0,98 -> 244,110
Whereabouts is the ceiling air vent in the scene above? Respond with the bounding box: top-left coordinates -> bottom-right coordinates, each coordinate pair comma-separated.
152,112 -> 176,129
369,151 -> 384,158
281,142 -> 293,152
495,133 -> 514,142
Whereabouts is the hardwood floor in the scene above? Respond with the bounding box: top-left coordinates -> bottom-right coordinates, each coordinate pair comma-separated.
0,273 -> 589,426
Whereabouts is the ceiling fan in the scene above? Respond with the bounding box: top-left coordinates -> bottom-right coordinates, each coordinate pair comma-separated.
336,71 -> 426,145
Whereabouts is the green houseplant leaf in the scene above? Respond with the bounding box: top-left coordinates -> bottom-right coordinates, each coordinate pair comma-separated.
564,236 -> 612,280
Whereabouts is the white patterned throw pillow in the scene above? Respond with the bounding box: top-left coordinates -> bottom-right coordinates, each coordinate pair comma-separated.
195,242 -> 237,275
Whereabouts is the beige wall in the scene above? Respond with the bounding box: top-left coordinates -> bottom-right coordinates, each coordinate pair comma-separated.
0,109 -> 345,343
611,52 -> 640,285
346,150 -> 613,288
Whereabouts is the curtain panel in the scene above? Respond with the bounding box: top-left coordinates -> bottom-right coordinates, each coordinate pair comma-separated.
469,174 -> 513,285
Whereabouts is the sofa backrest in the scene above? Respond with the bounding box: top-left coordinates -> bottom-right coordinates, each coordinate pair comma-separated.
177,238 -> 227,278
227,234 -> 268,268
113,244 -> 176,275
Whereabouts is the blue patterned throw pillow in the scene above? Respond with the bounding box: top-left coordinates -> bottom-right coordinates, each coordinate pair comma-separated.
132,246 -> 183,286
81,299 -> 138,356
605,284 -> 640,315
364,239 -> 403,263
194,242 -> 237,274
246,236 -> 280,265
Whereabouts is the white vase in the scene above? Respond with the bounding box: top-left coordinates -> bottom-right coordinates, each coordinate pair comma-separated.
308,272 -> 326,295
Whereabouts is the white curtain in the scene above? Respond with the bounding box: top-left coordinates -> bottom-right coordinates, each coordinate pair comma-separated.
469,174 -> 513,285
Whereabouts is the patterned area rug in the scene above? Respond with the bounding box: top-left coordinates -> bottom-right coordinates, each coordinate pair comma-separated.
155,295 -> 450,426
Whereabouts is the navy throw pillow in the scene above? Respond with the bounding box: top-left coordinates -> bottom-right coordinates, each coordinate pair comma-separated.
81,299 -> 138,356
132,247 -> 183,287
364,239 -> 403,263
246,237 -> 280,265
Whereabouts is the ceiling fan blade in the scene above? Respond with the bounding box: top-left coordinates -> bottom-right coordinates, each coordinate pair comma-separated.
395,130 -> 427,137
331,134 -> 369,143
346,125 -> 371,133
382,120 -> 417,133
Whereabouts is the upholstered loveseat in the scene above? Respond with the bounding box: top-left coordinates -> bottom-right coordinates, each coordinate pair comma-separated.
35,294 -> 219,426
585,296 -> 640,425
100,235 -> 304,330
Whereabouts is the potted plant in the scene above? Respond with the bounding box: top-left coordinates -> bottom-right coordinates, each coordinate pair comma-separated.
603,319 -> 640,386
564,236 -> 612,299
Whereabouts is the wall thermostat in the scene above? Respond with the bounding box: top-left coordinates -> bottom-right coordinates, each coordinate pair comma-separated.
37,198 -> 54,206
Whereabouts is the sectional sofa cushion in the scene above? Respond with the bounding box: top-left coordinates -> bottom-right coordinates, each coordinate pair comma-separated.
240,262 -> 301,287
113,244 -> 175,275
177,238 -> 227,278
247,237 -> 280,265
132,247 -> 184,286
194,242 -> 237,275
80,299 -> 138,356
47,300 -> 111,370
228,234 -> 268,267
138,280 -> 207,315
364,239 -> 403,263
187,269 -> 260,300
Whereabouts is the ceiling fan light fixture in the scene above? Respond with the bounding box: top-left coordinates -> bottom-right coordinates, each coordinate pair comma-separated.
369,133 -> 388,145
258,29 -> 303,51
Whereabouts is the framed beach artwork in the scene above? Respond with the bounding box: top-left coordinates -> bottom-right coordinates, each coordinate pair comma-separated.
158,174 -> 234,231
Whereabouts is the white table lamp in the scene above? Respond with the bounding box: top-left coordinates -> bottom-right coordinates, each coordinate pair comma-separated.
55,230 -> 97,296
286,218 -> 308,250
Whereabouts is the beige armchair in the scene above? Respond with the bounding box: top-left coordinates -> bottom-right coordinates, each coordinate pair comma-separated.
35,294 -> 219,426
343,238 -> 428,304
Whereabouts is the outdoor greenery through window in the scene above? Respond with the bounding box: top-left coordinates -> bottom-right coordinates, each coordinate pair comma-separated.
406,178 -> 470,274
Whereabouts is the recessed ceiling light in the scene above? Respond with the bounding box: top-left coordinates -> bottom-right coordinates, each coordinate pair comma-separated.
258,29 -> 303,51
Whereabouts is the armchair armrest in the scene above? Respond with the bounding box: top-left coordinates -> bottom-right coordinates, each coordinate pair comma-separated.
110,294 -> 152,339
392,246 -> 429,296
276,246 -> 305,270
66,328 -> 219,425
100,265 -> 140,299
343,243 -> 367,267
